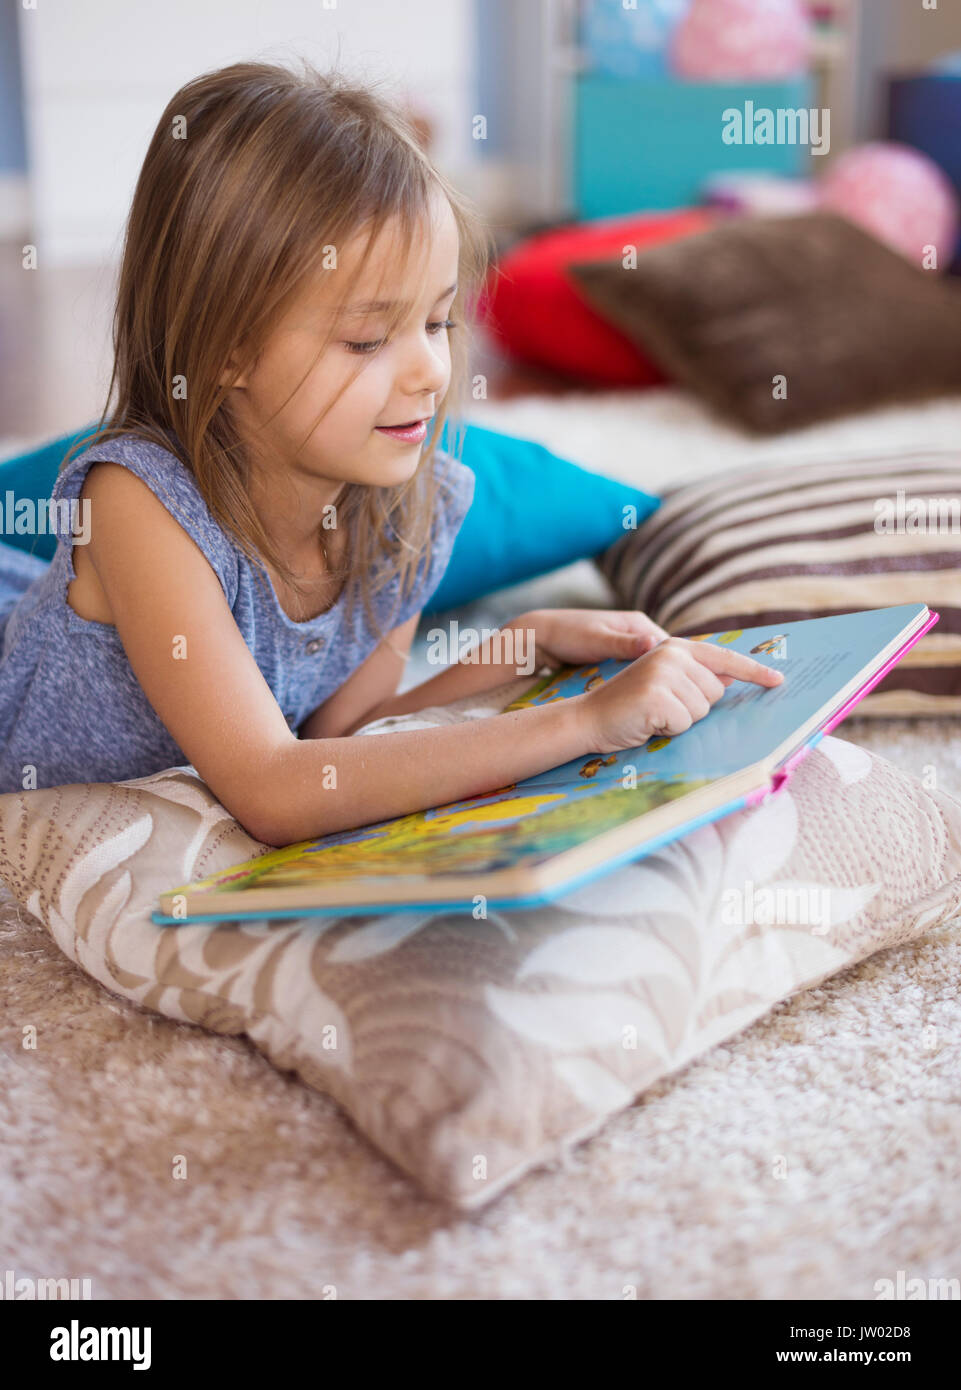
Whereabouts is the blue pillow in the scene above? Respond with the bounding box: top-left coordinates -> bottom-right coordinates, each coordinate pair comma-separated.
0,421 -> 661,610
427,420 -> 660,613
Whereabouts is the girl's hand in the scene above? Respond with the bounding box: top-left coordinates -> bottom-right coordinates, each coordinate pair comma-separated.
513,608 -> 672,670
579,637 -> 784,754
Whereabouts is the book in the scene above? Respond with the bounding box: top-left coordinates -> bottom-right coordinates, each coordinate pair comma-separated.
153,602 -> 938,925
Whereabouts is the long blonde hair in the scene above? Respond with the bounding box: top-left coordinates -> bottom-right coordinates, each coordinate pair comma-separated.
64,58 -> 493,640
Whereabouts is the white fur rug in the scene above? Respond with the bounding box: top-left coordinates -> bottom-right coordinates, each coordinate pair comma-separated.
2,387 -> 960,1299
466,386 -> 961,492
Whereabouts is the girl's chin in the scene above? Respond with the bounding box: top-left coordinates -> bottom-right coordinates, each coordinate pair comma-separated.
360,447 -> 423,488
376,440 -> 424,467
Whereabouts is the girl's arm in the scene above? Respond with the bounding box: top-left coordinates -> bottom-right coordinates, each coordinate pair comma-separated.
329,606 -> 669,734
299,612 -> 544,740
303,612 -> 549,740
82,464 -> 593,847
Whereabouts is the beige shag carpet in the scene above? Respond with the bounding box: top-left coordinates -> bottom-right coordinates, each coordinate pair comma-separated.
2,388 -> 961,1298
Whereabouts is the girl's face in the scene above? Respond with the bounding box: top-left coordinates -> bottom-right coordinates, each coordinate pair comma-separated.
226,186 -> 459,497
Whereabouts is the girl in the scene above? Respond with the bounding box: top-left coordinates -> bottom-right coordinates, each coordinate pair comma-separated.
0,61 -> 780,845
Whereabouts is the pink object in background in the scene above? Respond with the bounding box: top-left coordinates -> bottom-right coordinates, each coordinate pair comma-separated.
671,0 -> 811,80
817,142 -> 961,270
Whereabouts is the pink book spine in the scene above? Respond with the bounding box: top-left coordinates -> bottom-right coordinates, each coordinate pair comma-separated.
819,608 -> 939,735
745,609 -> 940,809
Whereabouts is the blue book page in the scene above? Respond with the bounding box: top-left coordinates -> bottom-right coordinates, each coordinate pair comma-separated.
510,604 -> 925,788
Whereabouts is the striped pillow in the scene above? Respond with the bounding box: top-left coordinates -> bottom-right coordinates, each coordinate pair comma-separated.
597,452 -> 961,715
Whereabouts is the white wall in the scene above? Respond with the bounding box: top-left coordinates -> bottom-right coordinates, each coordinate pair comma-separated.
17,0 -> 477,265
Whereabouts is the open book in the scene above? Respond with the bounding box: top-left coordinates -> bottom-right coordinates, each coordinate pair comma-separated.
153,603 -> 937,925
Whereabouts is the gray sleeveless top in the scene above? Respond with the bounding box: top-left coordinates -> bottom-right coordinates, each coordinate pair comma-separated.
0,431 -> 474,792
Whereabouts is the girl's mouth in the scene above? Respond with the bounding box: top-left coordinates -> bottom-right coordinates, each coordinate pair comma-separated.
375,419 -> 428,443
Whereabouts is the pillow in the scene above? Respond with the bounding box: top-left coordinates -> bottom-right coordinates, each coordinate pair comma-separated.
2,679 -> 960,1209
568,211 -> 961,433
0,422 -> 659,616
597,451 -> 961,715
427,421 -> 659,612
480,208 -> 714,387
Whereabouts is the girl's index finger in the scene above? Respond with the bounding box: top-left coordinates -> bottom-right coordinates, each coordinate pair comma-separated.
690,641 -> 785,687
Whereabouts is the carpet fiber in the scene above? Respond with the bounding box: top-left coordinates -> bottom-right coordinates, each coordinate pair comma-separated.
2,850 -> 959,1299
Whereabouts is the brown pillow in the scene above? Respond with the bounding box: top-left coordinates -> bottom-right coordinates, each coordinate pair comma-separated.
568,211 -> 961,434
597,451 -> 961,715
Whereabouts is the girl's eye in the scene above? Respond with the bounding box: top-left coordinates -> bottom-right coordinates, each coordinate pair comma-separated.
341,320 -> 457,355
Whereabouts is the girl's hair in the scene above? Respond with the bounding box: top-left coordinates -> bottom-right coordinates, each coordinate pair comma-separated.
64,58 -> 494,642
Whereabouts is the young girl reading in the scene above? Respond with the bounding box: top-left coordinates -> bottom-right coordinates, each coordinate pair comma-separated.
0,60 -> 780,844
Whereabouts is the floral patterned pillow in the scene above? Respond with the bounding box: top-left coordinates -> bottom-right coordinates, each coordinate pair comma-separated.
1,680 -> 960,1208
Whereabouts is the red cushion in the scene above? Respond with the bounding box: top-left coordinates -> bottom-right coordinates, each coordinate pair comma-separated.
479,208 -> 715,387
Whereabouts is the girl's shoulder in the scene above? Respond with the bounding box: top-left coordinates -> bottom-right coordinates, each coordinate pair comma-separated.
52,428 -> 240,603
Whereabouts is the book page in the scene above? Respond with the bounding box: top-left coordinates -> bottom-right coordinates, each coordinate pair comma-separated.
507,604 -> 925,783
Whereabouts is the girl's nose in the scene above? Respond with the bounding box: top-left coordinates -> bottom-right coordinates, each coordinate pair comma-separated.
399,330 -> 450,398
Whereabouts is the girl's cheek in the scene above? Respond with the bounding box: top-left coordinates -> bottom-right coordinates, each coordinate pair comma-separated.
353,359 -> 392,410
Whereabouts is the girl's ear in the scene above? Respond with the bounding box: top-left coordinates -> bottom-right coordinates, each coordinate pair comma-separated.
219,352 -> 249,389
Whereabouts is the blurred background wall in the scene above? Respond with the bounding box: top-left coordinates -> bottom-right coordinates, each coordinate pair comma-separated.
2,0 -> 960,439
0,0 -> 29,238
6,0 -> 961,261
11,0 -> 476,263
